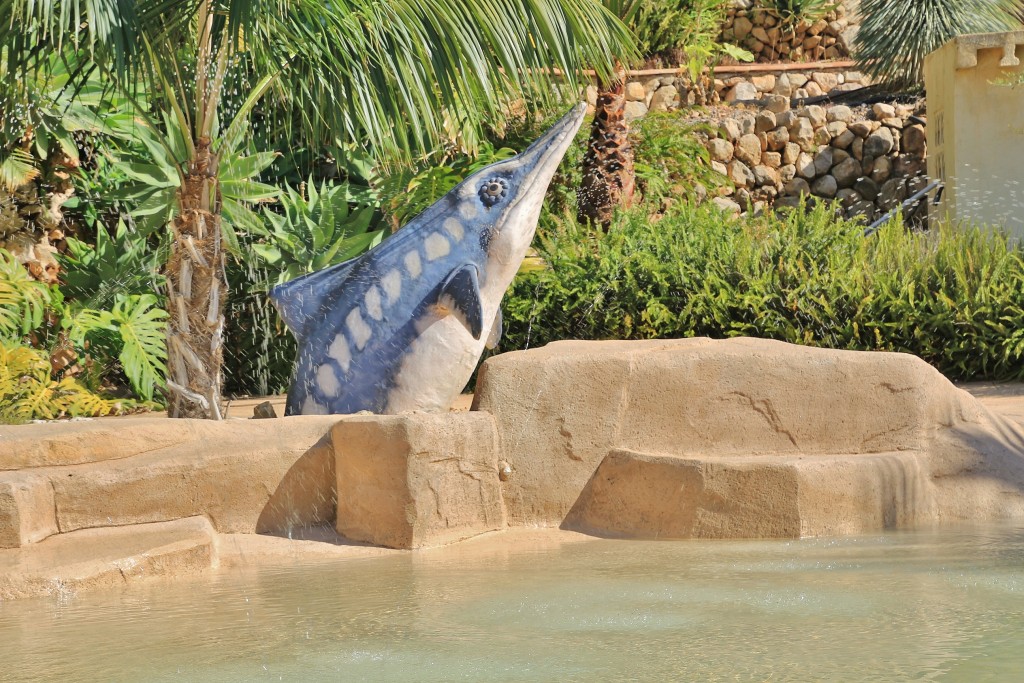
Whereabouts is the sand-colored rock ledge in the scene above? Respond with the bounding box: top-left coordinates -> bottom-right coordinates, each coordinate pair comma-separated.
0,473 -> 58,548
475,338 -> 1024,535
0,416 -> 341,545
0,516 -> 215,601
334,413 -> 505,549
565,449 -> 935,539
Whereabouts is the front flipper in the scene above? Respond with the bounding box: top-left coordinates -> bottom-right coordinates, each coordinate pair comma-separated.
438,264 -> 483,339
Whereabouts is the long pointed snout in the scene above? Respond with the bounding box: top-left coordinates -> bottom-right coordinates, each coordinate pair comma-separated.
514,103 -> 587,195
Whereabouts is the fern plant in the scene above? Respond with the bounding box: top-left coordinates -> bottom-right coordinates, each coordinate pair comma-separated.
0,340 -> 145,423
855,0 -> 1021,89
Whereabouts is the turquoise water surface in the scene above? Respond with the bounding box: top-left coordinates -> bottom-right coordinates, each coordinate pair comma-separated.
2,524 -> 1023,682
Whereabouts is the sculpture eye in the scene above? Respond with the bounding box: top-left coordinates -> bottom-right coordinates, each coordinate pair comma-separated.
478,178 -> 508,207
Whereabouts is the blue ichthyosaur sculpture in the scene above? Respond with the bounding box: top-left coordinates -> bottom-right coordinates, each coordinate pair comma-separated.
270,104 -> 586,415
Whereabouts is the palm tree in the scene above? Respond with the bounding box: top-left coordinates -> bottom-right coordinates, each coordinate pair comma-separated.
2,0 -> 635,418
576,0 -> 743,228
578,0 -> 640,228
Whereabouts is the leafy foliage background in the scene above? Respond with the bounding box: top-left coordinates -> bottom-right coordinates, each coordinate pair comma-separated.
502,202 -> 1024,381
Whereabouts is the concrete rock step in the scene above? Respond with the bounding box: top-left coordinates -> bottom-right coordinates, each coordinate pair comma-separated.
0,516 -> 216,601
563,448 -> 934,540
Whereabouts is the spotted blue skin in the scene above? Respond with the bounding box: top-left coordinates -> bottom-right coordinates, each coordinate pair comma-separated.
270,106 -> 583,416
275,194 -> 494,415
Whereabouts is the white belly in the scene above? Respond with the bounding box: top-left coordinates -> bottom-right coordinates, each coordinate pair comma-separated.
384,255 -> 517,414
384,306 -> 495,413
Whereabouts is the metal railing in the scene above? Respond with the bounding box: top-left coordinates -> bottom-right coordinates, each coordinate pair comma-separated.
864,180 -> 944,236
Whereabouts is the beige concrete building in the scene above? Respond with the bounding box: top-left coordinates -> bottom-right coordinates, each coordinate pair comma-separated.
925,31 -> 1024,242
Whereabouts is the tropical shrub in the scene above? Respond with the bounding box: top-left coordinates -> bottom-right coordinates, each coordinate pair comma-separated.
764,0 -> 834,24
631,0 -> 730,57
0,247 -> 159,421
855,0 -> 1021,89
0,340 -> 145,423
67,294 -> 168,401
4,236 -> 168,398
0,53 -> 129,191
59,219 -> 167,305
0,249 -> 56,339
630,114 -> 725,204
629,0 -> 752,92
502,202 -> 1024,380
252,179 -> 386,286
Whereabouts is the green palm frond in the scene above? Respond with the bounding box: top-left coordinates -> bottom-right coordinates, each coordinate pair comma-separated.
5,0 -> 636,161
0,149 -> 39,190
855,0 -> 1021,90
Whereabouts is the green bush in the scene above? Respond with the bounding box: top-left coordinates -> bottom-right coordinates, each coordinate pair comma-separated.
764,0 -> 834,24
0,339 -> 146,423
631,0 -> 731,57
502,202 -> 1024,380
630,113 -> 725,204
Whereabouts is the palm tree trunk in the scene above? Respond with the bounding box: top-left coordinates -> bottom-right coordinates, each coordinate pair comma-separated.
577,65 -> 636,228
165,135 -> 225,419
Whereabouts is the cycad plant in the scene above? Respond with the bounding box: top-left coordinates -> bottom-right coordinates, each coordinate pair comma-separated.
855,0 -> 1021,90
3,0 -> 635,418
765,0 -> 834,24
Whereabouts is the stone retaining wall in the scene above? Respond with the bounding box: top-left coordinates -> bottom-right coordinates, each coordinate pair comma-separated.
721,0 -> 860,63
700,100 -> 927,222
588,64 -> 870,119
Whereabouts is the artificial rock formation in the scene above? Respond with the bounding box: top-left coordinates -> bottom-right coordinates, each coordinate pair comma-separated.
0,415 -> 340,548
334,413 -> 505,549
475,338 -> 1024,537
0,517 -> 216,601
700,101 -> 927,221
585,66 -> 870,121
720,1 -> 859,64
3,337 -> 1024,599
